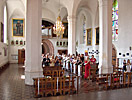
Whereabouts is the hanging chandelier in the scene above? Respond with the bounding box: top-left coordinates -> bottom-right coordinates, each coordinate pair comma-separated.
53,0 -> 64,37
53,16 -> 64,37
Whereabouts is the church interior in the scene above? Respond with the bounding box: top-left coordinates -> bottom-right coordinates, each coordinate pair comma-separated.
0,0 -> 132,100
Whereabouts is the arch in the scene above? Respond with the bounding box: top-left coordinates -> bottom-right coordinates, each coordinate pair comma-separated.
71,0 -> 82,16
60,7 -> 68,21
76,8 -> 92,44
42,39 -> 54,55
94,2 -> 99,27
42,8 -> 56,23
9,8 -> 25,20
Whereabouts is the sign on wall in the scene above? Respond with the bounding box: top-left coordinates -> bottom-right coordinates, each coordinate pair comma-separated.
12,18 -> 24,37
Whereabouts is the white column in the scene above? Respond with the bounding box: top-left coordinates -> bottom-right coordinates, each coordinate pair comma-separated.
98,0 -> 113,74
67,15 -> 76,55
4,6 -> 7,44
25,0 -> 43,85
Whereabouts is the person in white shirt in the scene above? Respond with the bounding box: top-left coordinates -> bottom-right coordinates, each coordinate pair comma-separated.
127,59 -> 131,72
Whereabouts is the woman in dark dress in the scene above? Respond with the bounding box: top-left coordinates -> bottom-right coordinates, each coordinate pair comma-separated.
54,56 -> 60,66
123,59 -> 126,72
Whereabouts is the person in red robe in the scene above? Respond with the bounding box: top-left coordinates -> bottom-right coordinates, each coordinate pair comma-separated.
90,55 -> 96,68
84,56 -> 91,79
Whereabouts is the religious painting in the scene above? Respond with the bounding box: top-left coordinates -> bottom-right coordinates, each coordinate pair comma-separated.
1,22 -> 4,42
95,27 -> 99,45
62,22 -> 68,38
86,28 -> 92,46
12,18 -> 24,37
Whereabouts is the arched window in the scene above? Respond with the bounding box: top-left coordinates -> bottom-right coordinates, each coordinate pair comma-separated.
112,0 -> 118,41
83,16 -> 86,44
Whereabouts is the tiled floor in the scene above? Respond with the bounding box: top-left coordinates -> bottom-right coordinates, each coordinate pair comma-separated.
1,64 -> 132,100
0,64 -> 35,100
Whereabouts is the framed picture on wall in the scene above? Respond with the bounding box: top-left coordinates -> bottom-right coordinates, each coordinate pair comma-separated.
95,27 -> 99,45
12,18 -> 24,37
86,28 -> 92,46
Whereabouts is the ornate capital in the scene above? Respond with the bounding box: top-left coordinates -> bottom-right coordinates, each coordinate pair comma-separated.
98,0 -> 109,7
67,15 -> 76,23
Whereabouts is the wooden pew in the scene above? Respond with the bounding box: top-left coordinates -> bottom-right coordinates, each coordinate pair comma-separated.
43,66 -> 62,75
111,73 -> 122,89
44,70 -> 65,77
33,76 -> 79,97
96,74 -> 109,90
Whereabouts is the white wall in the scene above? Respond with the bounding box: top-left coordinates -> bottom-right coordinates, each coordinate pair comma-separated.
113,0 -> 132,60
0,1 -> 9,67
49,38 -> 68,55
76,2 -> 99,61
7,0 -> 26,63
0,42 -> 8,67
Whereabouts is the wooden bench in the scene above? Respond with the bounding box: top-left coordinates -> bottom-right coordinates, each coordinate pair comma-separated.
43,66 -> 62,75
96,74 -> 109,90
44,70 -> 65,77
33,76 -> 79,97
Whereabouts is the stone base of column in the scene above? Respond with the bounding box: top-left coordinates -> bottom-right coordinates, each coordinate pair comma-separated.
25,71 -> 43,85
99,66 -> 113,74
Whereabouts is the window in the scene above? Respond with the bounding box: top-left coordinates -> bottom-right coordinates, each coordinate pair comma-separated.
83,16 -> 86,44
112,0 -> 118,41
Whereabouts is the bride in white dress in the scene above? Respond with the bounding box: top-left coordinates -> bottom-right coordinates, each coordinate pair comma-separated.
127,59 -> 131,72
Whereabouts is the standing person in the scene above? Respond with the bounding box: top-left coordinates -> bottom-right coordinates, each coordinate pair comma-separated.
54,56 -> 60,66
43,55 -> 50,66
80,54 -> 84,63
123,59 -> 126,72
50,55 -> 55,66
127,59 -> 131,72
90,55 -> 96,68
131,61 -> 132,72
84,56 -> 91,79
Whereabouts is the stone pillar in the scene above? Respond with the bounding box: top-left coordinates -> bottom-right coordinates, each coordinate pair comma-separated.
25,0 -> 43,85
98,0 -> 113,74
67,15 -> 76,55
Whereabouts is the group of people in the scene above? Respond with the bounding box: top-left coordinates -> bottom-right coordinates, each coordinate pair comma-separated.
123,59 -> 132,72
42,54 -> 61,67
42,53 -> 97,79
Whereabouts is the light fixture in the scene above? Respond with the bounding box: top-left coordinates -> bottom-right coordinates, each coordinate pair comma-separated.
53,0 -> 64,37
